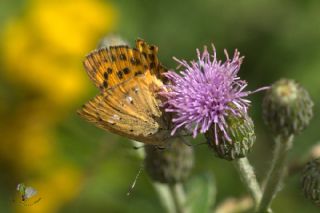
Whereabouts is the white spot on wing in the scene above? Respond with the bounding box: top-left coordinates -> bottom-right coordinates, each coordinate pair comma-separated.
107,119 -> 115,124
133,87 -> 139,94
125,96 -> 133,103
112,114 -> 120,120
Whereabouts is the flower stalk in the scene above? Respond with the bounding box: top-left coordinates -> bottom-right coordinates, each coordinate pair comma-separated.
168,183 -> 187,213
130,141 -> 175,213
142,137 -> 193,213
232,157 -> 262,209
153,183 -> 176,213
257,135 -> 294,212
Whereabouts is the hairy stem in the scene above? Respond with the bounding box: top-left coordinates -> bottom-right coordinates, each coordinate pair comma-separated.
130,141 -> 175,212
257,135 -> 294,212
168,183 -> 187,213
233,157 -> 266,211
131,140 -> 187,213
153,183 -> 176,213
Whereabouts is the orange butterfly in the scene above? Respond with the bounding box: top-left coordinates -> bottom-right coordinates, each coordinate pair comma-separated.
78,39 -> 173,147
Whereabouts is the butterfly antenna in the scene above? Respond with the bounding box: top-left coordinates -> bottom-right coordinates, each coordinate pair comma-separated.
127,163 -> 144,196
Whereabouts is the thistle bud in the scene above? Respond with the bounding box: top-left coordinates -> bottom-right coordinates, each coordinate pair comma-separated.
205,112 -> 256,161
144,140 -> 194,184
301,158 -> 320,206
263,79 -> 313,137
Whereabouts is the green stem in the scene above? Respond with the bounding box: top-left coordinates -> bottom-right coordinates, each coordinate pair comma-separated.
233,157 -> 262,210
257,135 -> 294,212
168,183 -> 187,213
131,140 -> 186,213
153,183 -> 176,213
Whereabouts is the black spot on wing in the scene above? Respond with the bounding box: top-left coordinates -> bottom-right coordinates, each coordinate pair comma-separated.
119,54 -> 127,60
117,71 -> 124,79
123,67 -> 130,74
134,71 -> 143,76
103,72 -> 108,79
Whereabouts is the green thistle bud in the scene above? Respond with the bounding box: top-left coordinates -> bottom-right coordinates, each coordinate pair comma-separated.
144,140 -> 194,184
263,79 -> 313,137
301,158 -> 320,206
205,112 -> 256,161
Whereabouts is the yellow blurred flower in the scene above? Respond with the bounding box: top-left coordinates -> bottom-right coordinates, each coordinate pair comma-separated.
29,0 -> 116,55
0,100 -> 65,172
1,0 -> 117,107
0,1 -> 118,212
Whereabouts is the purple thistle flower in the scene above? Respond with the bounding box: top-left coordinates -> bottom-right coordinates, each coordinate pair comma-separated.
161,46 -> 267,143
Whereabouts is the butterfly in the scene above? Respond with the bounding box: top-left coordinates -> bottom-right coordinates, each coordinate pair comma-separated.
15,183 -> 41,206
78,39 -> 173,147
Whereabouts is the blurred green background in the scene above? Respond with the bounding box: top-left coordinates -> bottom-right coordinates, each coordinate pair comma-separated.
0,0 -> 319,212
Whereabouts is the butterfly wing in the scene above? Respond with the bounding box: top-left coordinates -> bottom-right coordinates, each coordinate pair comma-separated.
79,40 -> 171,146
84,45 -> 150,91
135,39 -> 168,81
79,72 -> 170,145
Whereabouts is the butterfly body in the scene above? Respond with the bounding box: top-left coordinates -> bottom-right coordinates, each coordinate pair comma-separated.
79,39 -> 172,147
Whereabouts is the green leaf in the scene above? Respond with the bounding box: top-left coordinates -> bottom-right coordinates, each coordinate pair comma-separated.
185,172 -> 216,213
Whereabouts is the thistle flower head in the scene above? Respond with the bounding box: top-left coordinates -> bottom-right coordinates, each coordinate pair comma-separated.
161,46 -> 265,142
301,158 -> 320,206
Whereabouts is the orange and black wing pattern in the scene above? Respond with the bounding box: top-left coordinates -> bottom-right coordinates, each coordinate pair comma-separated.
79,39 -> 171,146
